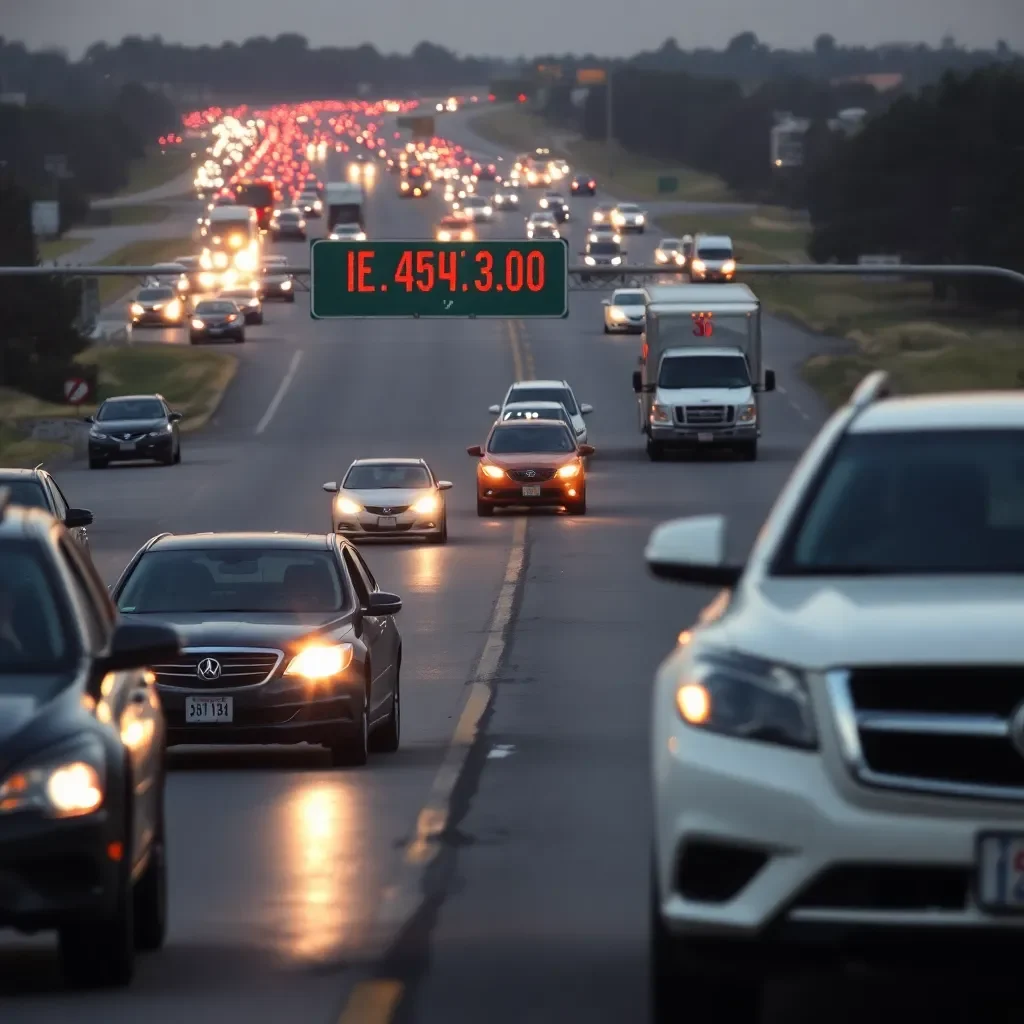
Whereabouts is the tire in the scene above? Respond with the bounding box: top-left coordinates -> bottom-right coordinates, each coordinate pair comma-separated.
329,688 -> 368,767
603,324 -> 610,334
740,442 -> 758,462
646,438 -> 665,462
133,809 -> 168,951
430,515 -> 448,543
253,314 -> 264,325
189,335 -> 201,345
566,491 -> 587,515
235,332 -> 245,344
59,864 -> 135,988
649,865 -> 762,1023
173,444 -> 182,465
286,294 -> 296,303
370,658 -> 400,754
88,457 -> 108,470
161,449 -> 175,466
476,497 -> 494,517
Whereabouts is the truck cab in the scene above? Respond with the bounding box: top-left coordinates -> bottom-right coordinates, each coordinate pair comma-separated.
632,284 -> 775,461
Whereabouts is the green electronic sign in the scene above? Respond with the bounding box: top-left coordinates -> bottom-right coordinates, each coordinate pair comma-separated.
310,239 -> 569,318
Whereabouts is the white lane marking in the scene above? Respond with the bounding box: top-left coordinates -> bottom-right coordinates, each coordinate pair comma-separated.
788,399 -> 811,420
370,516 -> 527,940
487,744 -> 516,759
254,350 -> 303,435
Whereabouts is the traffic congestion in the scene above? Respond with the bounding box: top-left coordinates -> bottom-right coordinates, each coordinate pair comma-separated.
1,93 -> 1022,1024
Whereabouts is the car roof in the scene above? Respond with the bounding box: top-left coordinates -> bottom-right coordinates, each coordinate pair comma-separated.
697,234 -> 733,246
101,393 -> 162,401
850,393 -> 1024,433
149,532 -> 334,550
504,400 -> 566,409
492,418 -> 572,432
0,468 -> 43,480
510,379 -> 568,390
349,457 -> 427,466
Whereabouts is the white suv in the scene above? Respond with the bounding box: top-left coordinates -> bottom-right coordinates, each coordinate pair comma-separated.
645,371 -> 1024,1020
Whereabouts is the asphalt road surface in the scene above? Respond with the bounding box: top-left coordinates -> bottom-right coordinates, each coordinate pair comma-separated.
1,114 -> 1015,1024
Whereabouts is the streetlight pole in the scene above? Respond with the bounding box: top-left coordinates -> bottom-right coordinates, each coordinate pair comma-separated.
605,67 -> 614,182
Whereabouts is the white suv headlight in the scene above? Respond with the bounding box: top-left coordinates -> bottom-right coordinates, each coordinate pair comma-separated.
673,650 -> 817,751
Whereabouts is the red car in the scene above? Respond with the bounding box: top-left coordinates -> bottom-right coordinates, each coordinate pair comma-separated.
468,419 -> 594,516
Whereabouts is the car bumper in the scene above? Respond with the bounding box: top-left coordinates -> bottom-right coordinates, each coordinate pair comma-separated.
333,510 -> 444,537
160,680 -> 363,746
262,284 -> 294,299
0,811 -> 121,931
654,726 -> 1024,957
190,327 -> 243,341
605,316 -> 644,332
132,313 -> 183,326
88,435 -> 174,462
479,481 -> 583,507
691,270 -> 735,282
274,229 -> 306,239
649,424 -> 757,447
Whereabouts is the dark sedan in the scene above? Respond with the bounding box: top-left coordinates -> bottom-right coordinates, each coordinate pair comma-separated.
270,208 -> 307,240
260,259 -> 296,302
0,467 -> 93,553
129,286 -> 185,327
86,394 -> 182,469
0,495 -> 180,986
571,174 -> 597,196
189,300 -> 245,344
218,286 -> 264,325
110,532 -> 404,767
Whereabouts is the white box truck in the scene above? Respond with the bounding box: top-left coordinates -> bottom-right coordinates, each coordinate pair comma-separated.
631,283 -> 775,461
325,182 -> 365,230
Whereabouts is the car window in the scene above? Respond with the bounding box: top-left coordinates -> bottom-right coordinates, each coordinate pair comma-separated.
612,291 -> 645,305
775,429 -> 1024,575
0,479 -> 49,510
341,548 -> 370,604
137,288 -> 175,301
344,464 -> 431,489
352,548 -> 378,591
0,542 -> 77,674
43,477 -> 68,520
96,399 -> 165,421
194,302 -> 238,315
488,424 -> 575,454
117,548 -> 348,614
509,387 -> 577,415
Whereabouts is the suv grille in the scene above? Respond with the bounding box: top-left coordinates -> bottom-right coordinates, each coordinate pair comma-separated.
507,469 -> 556,483
364,505 -> 410,515
832,667 -> 1024,799
677,406 -> 732,426
152,650 -> 282,689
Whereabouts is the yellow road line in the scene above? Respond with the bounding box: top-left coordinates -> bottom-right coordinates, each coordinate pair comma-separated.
336,979 -> 403,1024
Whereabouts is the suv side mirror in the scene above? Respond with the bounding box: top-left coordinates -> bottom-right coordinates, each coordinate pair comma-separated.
645,515 -> 743,587
437,481 -> 454,490
580,403 -> 594,415
601,298 -> 610,305
763,369 -> 776,392
488,404 -> 500,414
578,444 -> 596,456
101,621 -> 181,675
168,411 -> 183,422
65,508 -> 94,528
322,481 -> 339,492
632,371 -> 642,394
366,591 -> 402,616
466,445 -> 484,457
83,415 -> 94,424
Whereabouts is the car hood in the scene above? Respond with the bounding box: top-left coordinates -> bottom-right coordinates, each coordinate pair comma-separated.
704,576 -> 1024,668
92,418 -> 167,434
610,303 -> 645,316
120,613 -> 355,650
484,451 -> 578,469
0,677 -> 83,752
343,487 -> 433,507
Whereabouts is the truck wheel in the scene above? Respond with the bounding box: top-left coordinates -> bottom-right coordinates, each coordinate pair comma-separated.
740,442 -> 758,462
646,438 -> 665,462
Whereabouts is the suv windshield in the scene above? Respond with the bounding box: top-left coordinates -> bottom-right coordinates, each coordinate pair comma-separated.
658,355 -> 750,389
488,424 -> 575,454
344,464 -> 431,489
588,242 -> 621,255
509,387 -> 577,414
503,407 -> 569,426
118,548 -> 347,614
613,291 -> 645,305
137,288 -> 174,301
195,302 -> 238,315
698,247 -> 733,260
97,399 -> 164,421
0,544 -> 75,674
775,429 -> 1024,574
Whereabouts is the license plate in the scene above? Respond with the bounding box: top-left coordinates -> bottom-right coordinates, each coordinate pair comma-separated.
208,328 -> 223,335
697,432 -> 714,442
185,696 -> 233,723
976,832 -> 1024,912
377,516 -> 398,528
522,485 -> 541,497
119,442 -> 135,451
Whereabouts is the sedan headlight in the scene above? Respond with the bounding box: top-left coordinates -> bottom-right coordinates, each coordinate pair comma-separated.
191,318 -> 205,330
337,497 -> 362,515
411,493 -> 440,515
284,643 -> 354,681
483,206 -> 492,216
164,300 -> 182,319
539,199 -> 549,207
556,462 -> 580,479
584,256 -> 596,266
721,259 -> 737,274
481,465 -> 506,480
691,259 -> 706,274
130,303 -> 144,316
610,308 -> 626,322
149,424 -> 173,436
0,737 -> 106,818
636,215 -> 645,224
610,256 -> 622,266
280,280 -> 292,290
437,230 -> 451,241
674,650 -> 817,751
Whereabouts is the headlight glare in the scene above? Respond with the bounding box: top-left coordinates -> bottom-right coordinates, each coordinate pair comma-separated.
337,497 -> 362,515
674,651 -> 817,750
482,465 -> 506,480
556,462 -> 580,479
284,643 -> 354,681
411,493 -> 440,515
0,740 -> 106,818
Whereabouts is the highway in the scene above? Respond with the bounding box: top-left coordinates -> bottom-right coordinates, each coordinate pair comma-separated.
1,109 -> 1010,1024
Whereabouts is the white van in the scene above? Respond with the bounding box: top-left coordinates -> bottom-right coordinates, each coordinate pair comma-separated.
689,234 -> 736,283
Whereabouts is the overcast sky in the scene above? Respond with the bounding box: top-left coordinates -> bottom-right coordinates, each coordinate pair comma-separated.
4,0 -> 1022,58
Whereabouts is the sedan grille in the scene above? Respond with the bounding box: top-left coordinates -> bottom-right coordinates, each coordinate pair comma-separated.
364,504 -> 410,515
151,650 -> 283,689
830,666 -> 1024,800
507,469 -> 556,483
677,406 -> 731,426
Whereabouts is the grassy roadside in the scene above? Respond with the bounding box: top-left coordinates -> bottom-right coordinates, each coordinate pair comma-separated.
0,347 -> 238,467
86,204 -> 172,227
468,107 -> 731,202
38,236 -> 90,261
97,237 -> 194,306
655,209 -> 1023,406
114,147 -> 194,198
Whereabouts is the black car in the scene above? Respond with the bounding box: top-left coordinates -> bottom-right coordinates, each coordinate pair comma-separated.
579,239 -> 626,282
270,209 -> 307,240
189,299 -> 245,344
540,191 -> 570,222
86,394 -> 183,470
492,187 -> 520,211
129,286 -> 185,328
0,490 -> 180,986
260,260 -> 296,302
571,174 -> 597,196
0,467 -> 93,553
218,287 -> 264,325
110,532 -> 404,767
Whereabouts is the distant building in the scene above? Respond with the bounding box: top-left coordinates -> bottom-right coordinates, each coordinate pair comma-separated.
770,108 -> 867,168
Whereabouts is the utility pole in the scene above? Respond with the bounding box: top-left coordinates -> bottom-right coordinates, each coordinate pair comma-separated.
605,67 -> 614,182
